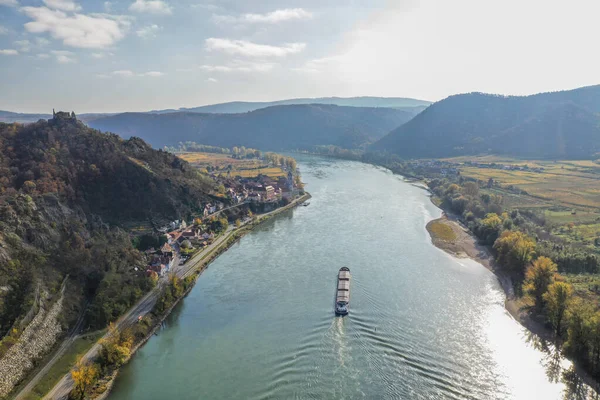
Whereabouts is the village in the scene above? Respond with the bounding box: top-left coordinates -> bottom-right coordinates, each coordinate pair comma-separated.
143,168 -> 302,279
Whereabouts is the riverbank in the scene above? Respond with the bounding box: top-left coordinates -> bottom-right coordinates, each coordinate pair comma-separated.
426,214 -> 558,341
86,193 -> 312,400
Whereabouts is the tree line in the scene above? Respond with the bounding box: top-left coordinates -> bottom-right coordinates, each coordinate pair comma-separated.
429,178 -> 600,382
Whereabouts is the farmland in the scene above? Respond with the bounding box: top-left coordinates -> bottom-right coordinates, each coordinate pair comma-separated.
178,152 -> 286,178
445,156 -> 600,209
443,156 -> 600,249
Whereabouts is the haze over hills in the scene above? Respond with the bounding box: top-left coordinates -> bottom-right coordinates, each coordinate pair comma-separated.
88,104 -> 416,150
372,85 -> 600,159
150,96 -> 431,114
0,96 -> 430,124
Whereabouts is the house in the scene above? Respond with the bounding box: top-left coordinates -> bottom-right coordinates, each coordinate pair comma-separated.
264,185 -> 276,201
160,243 -> 174,257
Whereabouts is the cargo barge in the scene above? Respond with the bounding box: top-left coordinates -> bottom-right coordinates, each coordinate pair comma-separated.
335,267 -> 351,315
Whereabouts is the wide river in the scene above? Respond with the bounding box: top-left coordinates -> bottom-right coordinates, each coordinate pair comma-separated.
110,156 -> 593,399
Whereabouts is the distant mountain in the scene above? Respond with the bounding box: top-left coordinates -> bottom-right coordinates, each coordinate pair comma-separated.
0,111 -> 115,124
88,104 -> 416,150
372,85 -> 600,159
150,96 -> 431,114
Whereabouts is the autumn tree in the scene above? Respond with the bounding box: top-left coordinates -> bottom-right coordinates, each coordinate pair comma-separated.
563,298 -> 593,361
462,181 -> 479,197
522,256 -> 557,309
98,323 -> 132,369
544,281 -> 573,335
493,231 -> 536,276
70,361 -> 99,400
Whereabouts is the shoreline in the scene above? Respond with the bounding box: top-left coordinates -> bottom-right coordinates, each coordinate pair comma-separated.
425,212 -> 555,341
90,193 -> 312,400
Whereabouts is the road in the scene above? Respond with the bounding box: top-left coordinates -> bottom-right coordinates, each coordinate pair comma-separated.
42,194 -> 309,399
42,227 -> 238,399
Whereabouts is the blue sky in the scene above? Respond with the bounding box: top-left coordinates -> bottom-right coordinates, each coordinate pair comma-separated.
1,0 -> 599,113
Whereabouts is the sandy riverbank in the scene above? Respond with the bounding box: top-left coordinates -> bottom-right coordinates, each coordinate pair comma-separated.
426,214 -> 555,341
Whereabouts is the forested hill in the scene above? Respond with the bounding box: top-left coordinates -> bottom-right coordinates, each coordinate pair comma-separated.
88,104 -> 416,150
0,115 -> 216,342
372,84 -> 600,159
151,96 -> 431,114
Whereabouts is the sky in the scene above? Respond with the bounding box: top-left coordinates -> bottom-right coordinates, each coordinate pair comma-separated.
0,0 -> 599,113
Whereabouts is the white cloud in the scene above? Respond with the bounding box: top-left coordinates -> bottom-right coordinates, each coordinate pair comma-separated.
191,3 -> 219,11
0,49 -> 18,55
51,49 -> 75,63
136,24 -> 161,38
43,0 -> 81,12
199,60 -> 276,73
0,0 -> 18,7
36,53 -> 50,59
110,69 -> 164,77
129,0 -> 172,15
21,7 -> 130,49
139,71 -> 163,77
207,77 -> 217,83
14,40 -> 31,52
103,1 -> 111,12
36,37 -> 51,46
205,38 -> 305,58
112,69 -> 134,77
0,26 -> 8,35
213,8 -> 312,24
91,52 -> 104,58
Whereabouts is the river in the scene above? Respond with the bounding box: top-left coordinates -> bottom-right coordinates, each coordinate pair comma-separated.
109,156 -> 594,399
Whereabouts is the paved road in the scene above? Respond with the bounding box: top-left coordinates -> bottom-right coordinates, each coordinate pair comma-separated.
42,195 -> 309,399
42,229 -> 236,399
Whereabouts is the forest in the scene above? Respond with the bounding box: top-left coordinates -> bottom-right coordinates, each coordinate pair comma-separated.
372,85 -> 600,159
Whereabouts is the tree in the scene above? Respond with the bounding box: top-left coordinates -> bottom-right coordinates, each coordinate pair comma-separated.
544,281 -> 573,335
98,323 -> 132,368
564,298 -> 593,362
493,231 -> 536,275
70,361 -> 99,400
462,181 -> 479,197
522,256 -> 557,309
235,219 -> 241,228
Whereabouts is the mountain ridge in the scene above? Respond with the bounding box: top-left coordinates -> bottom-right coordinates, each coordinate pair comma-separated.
372,84 -> 600,159
88,103 -> 416,150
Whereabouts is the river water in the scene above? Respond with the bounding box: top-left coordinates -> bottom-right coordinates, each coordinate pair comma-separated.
109,156 -> 593,399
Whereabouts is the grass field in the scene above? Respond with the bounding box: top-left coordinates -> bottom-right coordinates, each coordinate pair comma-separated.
427,220 -> 457,241
20,330 -> 104,400
178,152 -> 286,178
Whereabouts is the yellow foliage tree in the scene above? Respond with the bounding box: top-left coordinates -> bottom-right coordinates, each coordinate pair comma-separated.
523,256 -> 558,309
544,281 -> 573,335
493,230 -> 536,275
70,361 -> 99,400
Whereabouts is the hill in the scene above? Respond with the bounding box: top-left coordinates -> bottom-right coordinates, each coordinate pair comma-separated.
0,113 -> 217,393
88,104 -> 416,150
0,111 -> 116,124
372,85 -> 600,159
151,96 -> 431,114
